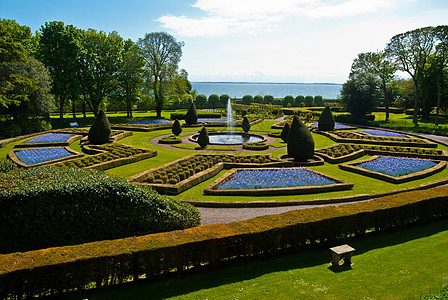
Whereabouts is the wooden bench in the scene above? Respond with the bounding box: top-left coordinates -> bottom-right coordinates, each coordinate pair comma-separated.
330,244 -> 355,267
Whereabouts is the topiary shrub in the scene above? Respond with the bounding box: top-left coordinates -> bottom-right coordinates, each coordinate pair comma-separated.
280,123 -> 290,142
185,102 -> 198,125
242,116 -> 251,132
88,110 -> 111,145
287,115 -> 315,160
318,106 -> 335,131
197,127 -> 209,149
0,167 -> 200,254
172,119 -> 182,136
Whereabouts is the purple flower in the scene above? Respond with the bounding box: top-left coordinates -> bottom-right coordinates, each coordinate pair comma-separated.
359,129 -> 408,138
355,156 -> 437,177
127,120 -> 170,125
26,133 -> 74,144
15,147 -> 75,166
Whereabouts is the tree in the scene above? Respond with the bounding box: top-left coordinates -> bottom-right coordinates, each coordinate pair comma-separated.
219,94 -> 230,106
314,95 -> 324,107
263,95 -> 274,104
304,95 -> 314,107
38,21 -> 82,119
242,95 -> 253,105
195,94 -> 207,107
283,95 -> 294,106
208,94 -> 219,107
0,19 -> 37,109
115,39 -> 144,118
386,26 -> 436,125
350,51 -> 397,121
433,25 -> 448,125
78,29 -> 124,116
341,72 -> 380,121
167,69 -> 192,108
254,95 -> 263,103
138,32 -> 184,118
295,95 -> 305,106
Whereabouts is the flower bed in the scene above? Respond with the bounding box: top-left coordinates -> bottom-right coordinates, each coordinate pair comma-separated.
358,129 -> 409,138
126,120 -> 171,125
198,118 -> 227,122
339,155 -> 446,183
311,122 -> 353,130
205,167 -> 353,196
9,147 -> 83,167
315,143 -> 448,164
15,133 -> 83,148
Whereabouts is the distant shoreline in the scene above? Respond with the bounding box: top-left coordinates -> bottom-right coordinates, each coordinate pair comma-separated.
191,81 -> 342,85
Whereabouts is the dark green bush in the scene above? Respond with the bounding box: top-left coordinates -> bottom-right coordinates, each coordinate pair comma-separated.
197,127 -> 209,148
159,135 -> 182,144
318,106 -> 335,131
242,95 -> 253,105
287,115 -> 315,160
185,102 -> 198,125
0,167 -> 200,253
172,119 -> 182,136
242,142 -> 269,150
280,123 -> 290,142
88,110 -> 111,145
0,158 -> 18,173
242,116 -> 251,132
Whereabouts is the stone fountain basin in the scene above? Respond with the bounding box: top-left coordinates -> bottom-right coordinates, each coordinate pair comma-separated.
189,132 -> 266,145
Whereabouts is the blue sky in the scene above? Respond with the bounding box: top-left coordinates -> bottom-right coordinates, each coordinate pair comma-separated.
2,0 -> 447,83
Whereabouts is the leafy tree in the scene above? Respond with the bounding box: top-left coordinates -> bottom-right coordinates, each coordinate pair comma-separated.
138,32 -> 184,118
195,94 -> 207,107
263,95 -> 274,104
242,95 -> 253,105
219,94 -> 230,106
168,69 -> 192,108
254,95 -> 263,103
389,78 -> 414,108
283,95 -> 294,106
350,51 -> 396,121
295,95 -> 305,106
432,25 -> 448,125
208,94 -> 219,107
38,21 -> 82,119
78,29 -> 124,116
304,95 -> 314,107
386,26 -> 436,124
314,95 -> 324,107
0,19 -> 37,108
114,39 -> 144,117
341,72 -> 380,121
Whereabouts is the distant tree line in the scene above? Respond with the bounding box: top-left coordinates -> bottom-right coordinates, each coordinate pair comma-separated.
0,19 -> 192,137
341,25 -> 448,125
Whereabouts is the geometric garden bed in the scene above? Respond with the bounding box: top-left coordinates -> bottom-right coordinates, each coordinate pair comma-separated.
339,155 -> 446,184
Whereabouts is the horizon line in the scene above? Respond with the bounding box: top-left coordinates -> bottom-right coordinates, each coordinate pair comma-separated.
191,81 -> 343,85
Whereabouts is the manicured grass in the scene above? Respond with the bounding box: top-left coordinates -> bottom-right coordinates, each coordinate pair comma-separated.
60,218 -> 448,300
372,112 -> 448,134
172,144 -> 236,151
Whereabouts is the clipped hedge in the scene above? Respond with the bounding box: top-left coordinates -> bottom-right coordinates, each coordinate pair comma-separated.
0,167 -> 200,254
170,112 -> 222,120
1,185 -> 448,298
158,135 -> 182,144
242,142 -> 269,150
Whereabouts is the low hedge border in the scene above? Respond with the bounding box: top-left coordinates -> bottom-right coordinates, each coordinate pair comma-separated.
111,123 -> 173,132
204,167 -> 354,196
1,185 -> 448,299
158,135 -> 182,144
8,147 -> 84,168
13,134 -> 84,148
318,130 -> 438,148
242,142 -> 269,150
339,156 -> 447,184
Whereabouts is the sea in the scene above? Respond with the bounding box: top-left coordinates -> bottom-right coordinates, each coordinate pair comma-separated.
191,82 -> 342,99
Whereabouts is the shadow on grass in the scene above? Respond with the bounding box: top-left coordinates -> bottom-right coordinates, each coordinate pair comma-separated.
57,218 -> 448,300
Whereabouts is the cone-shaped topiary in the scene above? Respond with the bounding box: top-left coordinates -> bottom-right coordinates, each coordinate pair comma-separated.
88,110 -> 111,145
185,102 -> 198,125
287,115 -> 314,160
242,116 -> 251,132
281,123 -> 290,142
172,119 -> 182,136
197,126 -> 209,149
318,106 -> 335,131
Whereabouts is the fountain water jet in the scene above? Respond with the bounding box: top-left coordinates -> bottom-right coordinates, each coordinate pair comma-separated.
226,98 -> 234,135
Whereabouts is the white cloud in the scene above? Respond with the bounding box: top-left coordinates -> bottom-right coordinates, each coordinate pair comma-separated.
158,0 -> 409,37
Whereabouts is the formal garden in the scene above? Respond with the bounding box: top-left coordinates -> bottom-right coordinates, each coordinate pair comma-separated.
1,104 -> 448,299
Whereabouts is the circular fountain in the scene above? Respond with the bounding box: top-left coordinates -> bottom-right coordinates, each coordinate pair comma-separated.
189,98 -> 266,145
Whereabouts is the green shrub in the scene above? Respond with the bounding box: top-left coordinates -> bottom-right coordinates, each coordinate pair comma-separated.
0,167 -> 200,254
185,102 -> 198,125
208,94 -> 220,106
287,115 -> 315,160
197,127 -> 209,149
242,95 -> 253,105
318,106 -> 335,131
195,94 -> 207,107
280,123 -> 290,142
242,116 -> 251,132
159,135 -> 182,144
88,110 -> 111,145
243,142 -> 269,150
0,158 -> 18,173
172,119 -> 182,136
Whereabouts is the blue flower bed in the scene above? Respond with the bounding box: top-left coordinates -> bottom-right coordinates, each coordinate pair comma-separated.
127,120 -> 170,125
198,118 -> 227,122
26,133 -> 74,144
15,147 -> 75,166
355,156 -> 437,177
216,168 -> 337,190
312,122 -> 351,129
359,129 -> 408,138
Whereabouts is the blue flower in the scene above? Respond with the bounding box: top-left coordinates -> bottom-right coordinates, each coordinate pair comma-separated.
359,129 -> 408,138
355,156 -> 437,177
127,120 -> 170,125
15,147 -> 75,166
26,133 -> 74,144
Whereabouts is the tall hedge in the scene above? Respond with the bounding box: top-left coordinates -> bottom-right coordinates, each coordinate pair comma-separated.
185,102 -> 198,125
242,117 -> 251,132
281,123 -> 290,142
0,167 -> 200,254
197,126 -> 209,148
88,110 -> 111,144
318,106 -> 335,131
287,115 -> 315,160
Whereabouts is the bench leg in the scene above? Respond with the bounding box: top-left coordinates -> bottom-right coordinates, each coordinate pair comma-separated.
331,253 -> 341,266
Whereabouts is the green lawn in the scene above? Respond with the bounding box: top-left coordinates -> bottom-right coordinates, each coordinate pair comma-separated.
62,218 -> 448,300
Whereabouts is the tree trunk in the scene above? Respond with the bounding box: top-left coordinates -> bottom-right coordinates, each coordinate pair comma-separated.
59,95 -> 65,119
412,78 -> 420,125
382,79 -> 389,122
72,99 -> 76,119
82,102 -> 86,118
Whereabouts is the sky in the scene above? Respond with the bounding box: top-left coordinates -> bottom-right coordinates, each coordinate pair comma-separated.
2,0 -> 447,83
